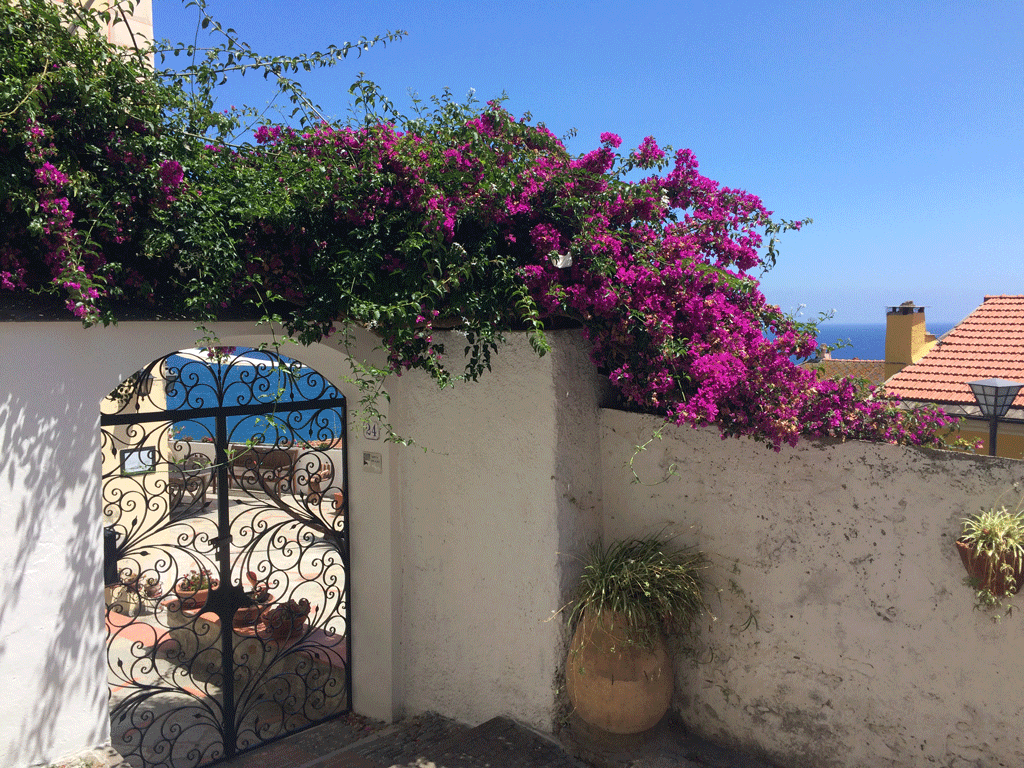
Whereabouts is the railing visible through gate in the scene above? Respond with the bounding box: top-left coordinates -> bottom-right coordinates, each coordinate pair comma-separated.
101,348 -> 350,768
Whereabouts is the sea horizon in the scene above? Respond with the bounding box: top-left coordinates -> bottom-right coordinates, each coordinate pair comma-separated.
814,322 -> 957,361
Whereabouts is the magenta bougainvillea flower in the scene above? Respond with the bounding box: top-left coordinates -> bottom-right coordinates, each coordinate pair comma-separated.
0,0 -> 959,451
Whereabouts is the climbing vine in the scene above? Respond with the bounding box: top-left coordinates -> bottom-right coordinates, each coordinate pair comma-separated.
0,0 -> 959,450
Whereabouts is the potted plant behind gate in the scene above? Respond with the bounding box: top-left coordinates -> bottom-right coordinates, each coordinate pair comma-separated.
175,567 -> 218,610
957,495 -> 1024,605
565,534 -> 709,735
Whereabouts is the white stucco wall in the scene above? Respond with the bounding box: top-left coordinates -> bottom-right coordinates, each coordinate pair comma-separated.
0,320 -> 399,767
388,330 -> 604,729
0,322 -> 113,767
0,318 -> 605,766
21,313 -> 1024,768
600,409 -> 1024,768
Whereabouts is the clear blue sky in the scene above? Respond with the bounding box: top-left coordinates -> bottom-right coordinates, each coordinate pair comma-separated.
153,0 -> 1024,326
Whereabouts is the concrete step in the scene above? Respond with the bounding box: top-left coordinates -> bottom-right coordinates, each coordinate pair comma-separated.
347,713 -> 585,768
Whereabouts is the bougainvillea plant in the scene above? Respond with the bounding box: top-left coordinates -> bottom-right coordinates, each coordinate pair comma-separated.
0,0 -> 960,450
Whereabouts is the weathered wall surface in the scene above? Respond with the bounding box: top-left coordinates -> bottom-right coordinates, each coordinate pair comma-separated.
390,330 -> 605,730
600,409 -> 1024,768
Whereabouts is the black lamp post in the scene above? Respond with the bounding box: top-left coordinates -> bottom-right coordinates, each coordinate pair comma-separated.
968,378 -> 1024,456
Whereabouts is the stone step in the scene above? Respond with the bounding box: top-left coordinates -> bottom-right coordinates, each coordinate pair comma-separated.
419,716 -> 586,768
344,712 -> 472,767
348,714 -> 585,768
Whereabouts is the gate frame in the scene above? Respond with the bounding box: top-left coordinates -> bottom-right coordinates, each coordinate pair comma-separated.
101,348 -> 351,762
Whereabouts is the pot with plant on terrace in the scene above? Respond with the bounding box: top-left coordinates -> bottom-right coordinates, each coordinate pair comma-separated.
564,534 -> 709,736
233,570 -> 273,628
174,567 -> 218,611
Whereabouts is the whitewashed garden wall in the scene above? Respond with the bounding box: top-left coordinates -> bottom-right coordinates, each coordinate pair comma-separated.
0,322 -> 603,767
602,409 -> 1024,768
2,318 -> 1022,768
0,320 -> 402,767
387,330 -> 605,728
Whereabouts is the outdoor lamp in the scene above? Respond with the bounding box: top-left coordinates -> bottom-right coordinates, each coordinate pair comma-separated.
968,378 -> 1024,456
163,370 -> 180,396
126,370 -> 153,397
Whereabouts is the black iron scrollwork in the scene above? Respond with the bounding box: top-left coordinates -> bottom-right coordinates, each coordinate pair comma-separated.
102,348 -> 349,768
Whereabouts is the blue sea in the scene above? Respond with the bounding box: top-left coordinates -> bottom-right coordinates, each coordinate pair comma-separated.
813,322 -> 956,360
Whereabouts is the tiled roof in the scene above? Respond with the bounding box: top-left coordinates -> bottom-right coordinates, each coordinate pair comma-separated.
885,295 -> 1024,406
803,358 -> 886,385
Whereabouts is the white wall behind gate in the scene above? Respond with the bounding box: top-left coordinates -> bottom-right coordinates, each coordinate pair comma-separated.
0,320 -> 400,767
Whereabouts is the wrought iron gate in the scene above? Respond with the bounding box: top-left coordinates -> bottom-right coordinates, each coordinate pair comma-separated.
101,348 -> 350,768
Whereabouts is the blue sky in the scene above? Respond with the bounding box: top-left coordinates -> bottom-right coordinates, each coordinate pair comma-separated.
153,0 -> 1024,325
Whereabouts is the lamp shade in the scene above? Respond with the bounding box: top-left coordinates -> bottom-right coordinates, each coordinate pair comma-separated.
968,378 -> 1024,419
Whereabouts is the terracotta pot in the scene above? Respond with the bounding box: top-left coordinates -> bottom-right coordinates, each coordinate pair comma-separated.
258,598 -> 311,641
176,588 -> 209,611
956,539 -> 1023,597
257,616 -> 307,642
233,606 -> 263,628
232,593 -> 274,628
175,579 -> 218,611
565,609 -> 672,735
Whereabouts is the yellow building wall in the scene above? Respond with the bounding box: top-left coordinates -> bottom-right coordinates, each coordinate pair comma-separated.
954,421 -> 1024,460
41,0 -> 154,53
100,369 -> 171,546
884,307 -> 938,380
94,0 -> 153,51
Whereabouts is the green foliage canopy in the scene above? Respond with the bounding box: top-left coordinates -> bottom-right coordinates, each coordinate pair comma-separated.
0,0 -> 961,450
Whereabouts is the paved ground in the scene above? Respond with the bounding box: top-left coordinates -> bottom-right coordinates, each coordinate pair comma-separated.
151,710 -> 780,768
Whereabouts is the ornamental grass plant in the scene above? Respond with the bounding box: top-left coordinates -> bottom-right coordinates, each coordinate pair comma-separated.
568,535 -> 709,651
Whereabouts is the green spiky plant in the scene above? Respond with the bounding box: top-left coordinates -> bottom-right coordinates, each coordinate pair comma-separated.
567,535 -> 709,651
959,496 -> 1024,609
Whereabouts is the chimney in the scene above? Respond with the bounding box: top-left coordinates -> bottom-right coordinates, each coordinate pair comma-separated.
884,301 -> 937,379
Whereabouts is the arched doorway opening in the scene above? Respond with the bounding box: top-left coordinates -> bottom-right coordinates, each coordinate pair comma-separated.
101,346 -> 349,768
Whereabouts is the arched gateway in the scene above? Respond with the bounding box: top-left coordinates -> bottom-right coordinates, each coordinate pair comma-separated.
101,347 -> 349,768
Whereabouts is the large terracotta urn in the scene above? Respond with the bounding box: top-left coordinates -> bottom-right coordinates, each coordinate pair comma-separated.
565,609 -> 673,734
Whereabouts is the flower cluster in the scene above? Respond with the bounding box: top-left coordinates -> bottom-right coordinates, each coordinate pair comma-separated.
22,121 -> 102,319
0,0 -> 960,451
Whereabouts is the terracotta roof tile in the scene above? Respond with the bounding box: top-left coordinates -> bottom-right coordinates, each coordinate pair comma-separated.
886,295 -> 1024,406
803,358 -> 886,385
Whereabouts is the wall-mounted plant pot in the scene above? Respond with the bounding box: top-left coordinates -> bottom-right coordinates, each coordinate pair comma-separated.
956,539 -> 1023,597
